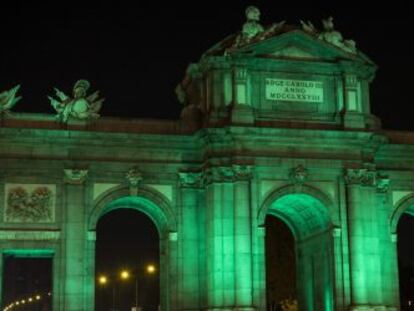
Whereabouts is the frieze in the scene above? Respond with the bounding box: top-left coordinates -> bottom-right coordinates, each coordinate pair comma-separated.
4,184 -> 56,223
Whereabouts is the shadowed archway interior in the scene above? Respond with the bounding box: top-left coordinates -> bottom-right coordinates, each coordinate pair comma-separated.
95,208 -> 160,311
265,192 -> 333,310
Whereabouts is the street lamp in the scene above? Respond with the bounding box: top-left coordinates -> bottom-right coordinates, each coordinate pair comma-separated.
97,265 -> 157,311
133,264 -> 157,311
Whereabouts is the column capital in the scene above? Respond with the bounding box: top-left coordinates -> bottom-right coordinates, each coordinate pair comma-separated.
63,169 -> 88,185
232,164 -> 253,181
205,166 -> 234,184
178,171 -> 204,188
344,165 -> 390,192
344,166 -> 375,186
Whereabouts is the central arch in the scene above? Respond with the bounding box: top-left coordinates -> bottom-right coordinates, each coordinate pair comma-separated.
88,185 -> 177,311
258,184 -> 334,310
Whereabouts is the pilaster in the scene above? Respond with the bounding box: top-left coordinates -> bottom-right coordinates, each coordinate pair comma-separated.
345,166 -> 390,308
62,169 -> 89,311
177,171 -> 203,309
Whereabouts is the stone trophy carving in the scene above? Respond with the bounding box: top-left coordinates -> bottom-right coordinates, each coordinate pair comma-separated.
0,85 -> 22,115
5,185 -> 54,223
301,17 -> 356,54
48,80 -> 104,123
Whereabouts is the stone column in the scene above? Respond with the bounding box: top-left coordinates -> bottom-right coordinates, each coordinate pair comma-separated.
375,177 -> 399,309
178,172 -> 203,310
205,166 -> 235,309
62,169 -> 89,311
345,167 -> 382,309
233,165 -> 254,308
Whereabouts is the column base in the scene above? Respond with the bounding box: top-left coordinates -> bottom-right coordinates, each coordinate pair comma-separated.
207,308 -> 256,311
350,305 -> 397,311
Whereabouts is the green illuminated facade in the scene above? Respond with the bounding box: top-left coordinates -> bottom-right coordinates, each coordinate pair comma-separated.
1,8 -> 414,311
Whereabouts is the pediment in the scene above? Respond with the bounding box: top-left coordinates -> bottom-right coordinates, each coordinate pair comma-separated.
232,30 -> 373,64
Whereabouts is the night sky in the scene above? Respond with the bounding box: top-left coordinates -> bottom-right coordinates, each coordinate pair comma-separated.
0,1 -> 413,129
1,0 -> 414,307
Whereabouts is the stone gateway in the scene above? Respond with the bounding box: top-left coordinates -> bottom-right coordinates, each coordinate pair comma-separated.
1,7 -> 414,311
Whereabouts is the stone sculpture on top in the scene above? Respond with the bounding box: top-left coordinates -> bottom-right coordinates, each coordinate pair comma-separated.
48,79 -> 104,123
0,85 -> 21,115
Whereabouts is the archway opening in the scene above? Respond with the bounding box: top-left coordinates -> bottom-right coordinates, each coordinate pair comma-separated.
397,212 -> 414,310
95,208 -> 160,311
265,215 -> 296,310
1,250 -> 53,310
264,192 -> 332,310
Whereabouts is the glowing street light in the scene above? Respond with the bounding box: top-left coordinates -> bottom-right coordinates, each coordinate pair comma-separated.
120,269 -> 130,280
146,264 -> 156,274
98,275 -> 108,285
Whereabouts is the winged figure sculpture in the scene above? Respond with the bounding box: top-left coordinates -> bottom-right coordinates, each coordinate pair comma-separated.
48,80 -> 104,123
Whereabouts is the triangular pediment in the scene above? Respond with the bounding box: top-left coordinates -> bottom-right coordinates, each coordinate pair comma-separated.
232,30 -> 373,64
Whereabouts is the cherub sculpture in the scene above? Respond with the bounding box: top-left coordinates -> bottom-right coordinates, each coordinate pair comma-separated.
0,85 -> 21,115
48,80 -> 104,123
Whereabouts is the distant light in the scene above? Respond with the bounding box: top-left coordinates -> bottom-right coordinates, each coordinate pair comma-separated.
120,270 -> 130,280
28,297 -> 33,302
35,295 -> 41,300
147,264 -> 156,274
99,275 -> 108,284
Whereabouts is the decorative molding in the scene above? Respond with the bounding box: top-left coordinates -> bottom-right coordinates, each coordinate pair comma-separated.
205,166 -> 234,184
4,184 -> 56,223
233,165 -> 253,181
344,168 -> 375,186
64,169 -> 88,185
178,172 -> 204,188
0,230 -> 60,240
125,167 -> 143,187
289,165 -> 308,185
169,231 -> 178,242
344,165 -> 390,192
125,166 -> 143,196
376,175 -> 390,193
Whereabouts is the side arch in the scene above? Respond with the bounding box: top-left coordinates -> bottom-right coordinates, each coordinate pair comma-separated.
390,193 -> 414,234
258,184 -> 334,239
88,185 -> 177,236
257,183 -> 335,310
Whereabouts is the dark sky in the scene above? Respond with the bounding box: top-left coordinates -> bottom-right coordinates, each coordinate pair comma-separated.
0,1 -> 413,129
